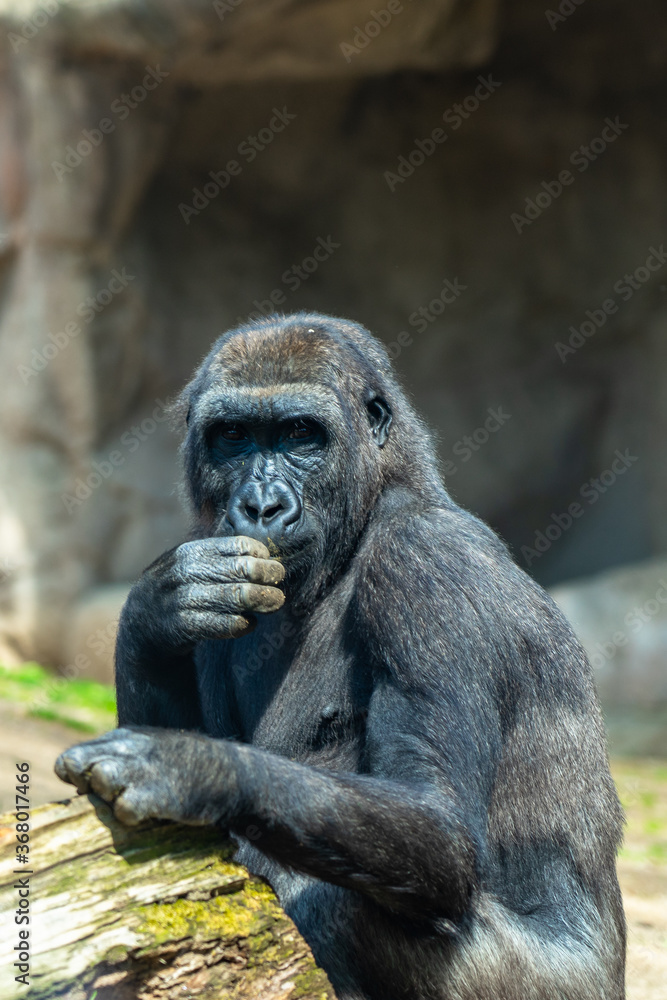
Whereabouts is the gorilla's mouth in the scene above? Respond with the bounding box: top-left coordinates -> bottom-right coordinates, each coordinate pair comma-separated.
262,533 -> 321,564
215,515 -> 320,563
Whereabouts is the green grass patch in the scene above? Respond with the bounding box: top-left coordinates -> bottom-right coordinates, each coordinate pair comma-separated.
612,758 -> 667,868
0,662 -> 116,733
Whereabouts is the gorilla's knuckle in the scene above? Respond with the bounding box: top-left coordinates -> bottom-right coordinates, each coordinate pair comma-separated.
226,555 -> 248,580
177,545 -> 194,568
227,582 -> 249,608
89,760 -> 123,799
114,794 -> 143,826
174,604 -> 196,636
175,582 -> 199,609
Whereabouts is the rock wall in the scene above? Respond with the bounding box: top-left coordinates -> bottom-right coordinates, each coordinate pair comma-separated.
0,0 -> 666,679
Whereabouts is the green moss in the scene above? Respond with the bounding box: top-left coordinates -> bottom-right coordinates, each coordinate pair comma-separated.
291,967 -> 332,998
119,830 -> 237,869
136,885 -> 276,951
246,930 -> 273,955
242,880 -> 275,902
50,870 -> 80,895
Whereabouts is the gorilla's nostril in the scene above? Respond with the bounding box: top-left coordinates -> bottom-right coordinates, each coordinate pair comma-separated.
245,505 -> 259,522
263,504 -> 284,521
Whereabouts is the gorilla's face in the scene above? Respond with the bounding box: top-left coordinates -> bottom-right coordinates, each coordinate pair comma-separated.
182,321 -> 393,600
203,395 -> 331,559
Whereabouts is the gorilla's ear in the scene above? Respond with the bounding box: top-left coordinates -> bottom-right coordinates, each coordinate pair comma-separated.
366,396 -> 392,447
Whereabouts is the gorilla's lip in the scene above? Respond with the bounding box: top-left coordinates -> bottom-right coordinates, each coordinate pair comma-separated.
261,535 -> 319,562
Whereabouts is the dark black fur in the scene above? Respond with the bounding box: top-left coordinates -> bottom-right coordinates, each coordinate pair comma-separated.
56,313 -> 625,1000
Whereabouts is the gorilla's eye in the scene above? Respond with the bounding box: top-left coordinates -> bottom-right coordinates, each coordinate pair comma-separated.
287,420 -> 317,441
219,424 -> 247,442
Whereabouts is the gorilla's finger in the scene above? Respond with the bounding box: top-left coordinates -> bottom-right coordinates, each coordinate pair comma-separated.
177,553 -> 285,587
211,536 -> 271,560
185,609 -> 257,640
219,582 -> 285,614
54,751 -> 77,786
227,555 -> 285,587
55,750 -> 92,794
180,582 -> 285,616
113,788 -> 146,826
89,760 -> 125,802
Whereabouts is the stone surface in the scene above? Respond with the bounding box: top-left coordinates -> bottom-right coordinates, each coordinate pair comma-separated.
550,559 -> 667,710
64,584 -> 131,684
0,0 -> 500,83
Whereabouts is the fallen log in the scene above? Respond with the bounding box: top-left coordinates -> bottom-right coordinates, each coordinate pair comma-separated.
0,795 -> 335,1000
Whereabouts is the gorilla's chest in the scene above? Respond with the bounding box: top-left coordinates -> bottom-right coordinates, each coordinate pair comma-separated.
197,608 -> 373,770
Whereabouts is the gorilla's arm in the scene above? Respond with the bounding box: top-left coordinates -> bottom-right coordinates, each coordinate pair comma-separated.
57,516 -> 502,926
54,701 -> 479,926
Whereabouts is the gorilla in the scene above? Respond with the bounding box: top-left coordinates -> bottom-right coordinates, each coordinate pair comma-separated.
56,313 -> 625,1000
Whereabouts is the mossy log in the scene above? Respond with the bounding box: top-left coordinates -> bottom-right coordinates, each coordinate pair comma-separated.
0,795 -> 334,1000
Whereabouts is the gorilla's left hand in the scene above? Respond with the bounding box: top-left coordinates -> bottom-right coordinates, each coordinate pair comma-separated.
55,728 -> 238,827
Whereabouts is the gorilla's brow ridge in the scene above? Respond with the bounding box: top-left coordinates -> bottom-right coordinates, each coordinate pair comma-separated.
195,383 -> 344,425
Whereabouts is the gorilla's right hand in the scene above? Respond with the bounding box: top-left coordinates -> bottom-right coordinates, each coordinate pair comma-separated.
118,536 -> 286,655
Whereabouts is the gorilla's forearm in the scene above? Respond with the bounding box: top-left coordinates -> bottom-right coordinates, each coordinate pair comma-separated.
227,742 -> 476,924
55,726 -> 475,924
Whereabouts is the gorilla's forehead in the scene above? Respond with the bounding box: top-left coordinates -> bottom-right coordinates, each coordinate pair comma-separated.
209,324 -> 351,386
191,323 -> 369,425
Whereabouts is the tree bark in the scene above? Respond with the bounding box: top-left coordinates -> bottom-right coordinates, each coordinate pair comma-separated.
0,794 -> 335,1000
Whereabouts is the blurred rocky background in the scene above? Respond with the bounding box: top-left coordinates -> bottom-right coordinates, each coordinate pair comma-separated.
0,0 -> 665,750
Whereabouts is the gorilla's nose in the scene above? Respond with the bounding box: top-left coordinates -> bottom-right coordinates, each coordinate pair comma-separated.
228,480 -> 300,538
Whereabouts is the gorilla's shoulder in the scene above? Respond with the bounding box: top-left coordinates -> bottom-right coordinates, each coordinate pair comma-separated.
355,486 -> 574,643
360,485 -> 514,582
